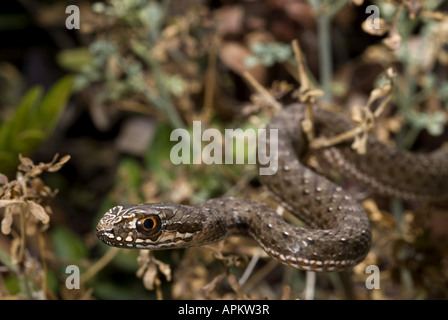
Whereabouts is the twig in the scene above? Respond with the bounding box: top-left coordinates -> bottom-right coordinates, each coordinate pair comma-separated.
292,39 -> 324,142
81,247 -> 120,285
317,10 -> 332,103
310,68 -> 395,154
202,36 -> 219,120
239,259 -> 278,295
38,231 -> 48,298
238,249 -> 262,286
304,271 -> 316,300
243,71 -> 282,112
292,40 -> 311,92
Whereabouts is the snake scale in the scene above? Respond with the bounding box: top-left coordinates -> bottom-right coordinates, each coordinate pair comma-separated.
97,103 -> 448,272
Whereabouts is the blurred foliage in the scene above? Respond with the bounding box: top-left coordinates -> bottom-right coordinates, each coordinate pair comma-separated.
60,0 -> 216,129
245,42 -> 293,68
0,76 -> 73,174
51,226 -> 89,263
363,1 -> 448,148
0,154 -> 70,299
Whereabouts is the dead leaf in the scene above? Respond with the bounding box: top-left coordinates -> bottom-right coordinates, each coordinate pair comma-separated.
28,201 -> 50,225
142,262 -> 158,291
0,174 -> 8,185
383,29 -> 402,51
155,259 -> 172,282
202,273 -> 226,295
47,155 -> 71,172
18,154 -> 35,172
1,206 -> 14,235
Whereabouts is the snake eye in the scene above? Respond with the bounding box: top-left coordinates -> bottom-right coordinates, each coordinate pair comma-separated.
137,215 -> 161,235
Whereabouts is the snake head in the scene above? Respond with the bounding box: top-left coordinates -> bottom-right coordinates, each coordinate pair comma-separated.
96,204 -> 200,249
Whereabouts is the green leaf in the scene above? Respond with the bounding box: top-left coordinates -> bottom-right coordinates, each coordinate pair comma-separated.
35,75 -> 73,132
113,157 -> 145,203
144,122 -> 178,185
3,274 -> 19,295
0,86 -> 42,151
56,48 -> 93,73
0,246 -> 16,272
0,151 -> 17,172
0,76 -> 73,173
51,226 -> 88,262
12,129 -> 45,154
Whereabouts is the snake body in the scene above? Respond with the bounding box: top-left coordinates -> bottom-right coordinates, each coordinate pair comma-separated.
97,103 -> 448,272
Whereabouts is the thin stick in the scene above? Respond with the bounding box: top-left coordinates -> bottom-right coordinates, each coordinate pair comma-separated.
318,14 -> 332,102
243,71 -> 282,112
38,231 -> 48,298
304,271 -> 316,300
239,259 -> 278,294
292,39 -> 318,141
292,40 -> 311,92
311,126 -> 365,149
238,249 -> 261,286
81,247 -> 120,285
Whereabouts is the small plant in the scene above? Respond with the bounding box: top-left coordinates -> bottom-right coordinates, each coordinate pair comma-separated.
245,42 -> 293,68
68,0 -> 216,129
0,76 -> 73,174
0,154 -> 70,299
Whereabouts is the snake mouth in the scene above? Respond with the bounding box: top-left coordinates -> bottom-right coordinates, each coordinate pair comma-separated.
96,228 -> 116,245
96,229 -> 107,240
96,228 -> 135,248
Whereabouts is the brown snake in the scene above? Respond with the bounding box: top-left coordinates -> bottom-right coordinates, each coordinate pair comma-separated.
97,103 -> 448,272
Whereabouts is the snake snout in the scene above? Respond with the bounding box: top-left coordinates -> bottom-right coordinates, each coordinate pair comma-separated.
96,226 -> 111,240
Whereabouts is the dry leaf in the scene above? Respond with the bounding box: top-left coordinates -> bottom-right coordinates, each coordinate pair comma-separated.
383,29 -> 402,51
47,155 -> 71,172
0,174 -> 8,185
1,207 -> 14,235
155,259 -> 172,282
0,199 -> 23,207
28,201 -> 50,225
202,273 -> 226,295
10,237 -> 21,264
351,132 -> 368,154
142,262 -> 158,291
18,154 -> 35,172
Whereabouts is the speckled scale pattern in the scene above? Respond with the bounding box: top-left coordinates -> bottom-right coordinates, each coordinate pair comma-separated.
97,104 -> 448,272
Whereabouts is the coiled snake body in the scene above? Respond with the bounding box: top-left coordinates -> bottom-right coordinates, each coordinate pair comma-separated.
97,104 -> 448,272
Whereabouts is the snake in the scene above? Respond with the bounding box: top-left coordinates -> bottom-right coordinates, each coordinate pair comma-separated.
96,103 -> 448,272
